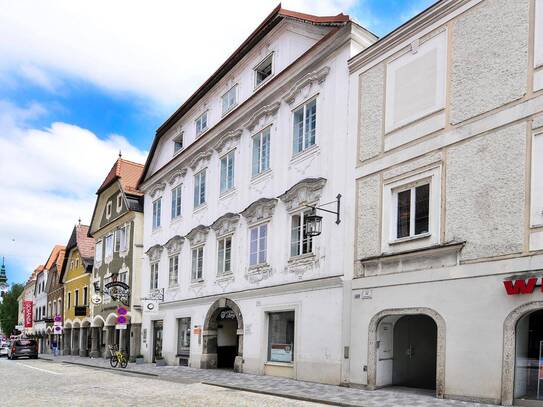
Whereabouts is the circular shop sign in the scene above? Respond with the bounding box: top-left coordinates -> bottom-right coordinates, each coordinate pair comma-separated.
146,303 -> 155,311
117,306 -> 128,316
91,295 -> 102,305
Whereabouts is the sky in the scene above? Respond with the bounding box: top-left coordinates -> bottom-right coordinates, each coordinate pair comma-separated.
0,0 -> 434,285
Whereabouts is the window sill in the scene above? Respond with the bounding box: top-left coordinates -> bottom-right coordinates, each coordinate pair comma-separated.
190,279 -> 205,286
173,148 -> 184,158
196,128 -> 210,138
221,103 -> 238,118
152,227 -> 162,234
264,361 -> 294,368
389,232 -> 431,245
193,203 -> 208,214
219,188 -> 236,200
171,215 -> 184,225
290,144 -> 319,165
250,169 -> 272,184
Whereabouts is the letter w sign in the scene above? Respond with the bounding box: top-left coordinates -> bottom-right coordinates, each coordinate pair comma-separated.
503,278 -> 538,295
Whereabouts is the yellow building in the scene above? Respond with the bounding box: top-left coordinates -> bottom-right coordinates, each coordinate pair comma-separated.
60,223 -> 94,356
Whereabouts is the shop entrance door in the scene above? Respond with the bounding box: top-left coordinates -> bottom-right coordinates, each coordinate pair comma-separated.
514,309 -> 543,406
216,309 -> 238,369
153,320 -> 163,363
392,315 -> 437,390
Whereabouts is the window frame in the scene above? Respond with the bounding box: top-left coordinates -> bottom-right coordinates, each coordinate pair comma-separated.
150,262 -> 159,290
290,210 -> 314,258
106,201 -> 112,219
168,254 -> 179,288
116,194 -> 123,212
195,111 -> 208,136
173,132 -> 184,155
217,235 -> 232,275
193,170 -> 206,209
191,246 -> 204,282
152,198 -> 162,230
249,223 -> 268,267
251,126 -> 271,177
292,97 -> 317,155
104,234 -> 114,259
222,84 -> 238,114
219,150 -> 235,194
254,53 -> 274,88
266,310 -> 295,364
171,184 -> 182,219
95,240 -> 103,264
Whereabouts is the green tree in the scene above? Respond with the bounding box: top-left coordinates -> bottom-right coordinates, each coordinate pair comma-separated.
0,284 -> 24,336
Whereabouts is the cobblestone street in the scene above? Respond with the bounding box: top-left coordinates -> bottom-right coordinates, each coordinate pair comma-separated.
32,354 -> 498,407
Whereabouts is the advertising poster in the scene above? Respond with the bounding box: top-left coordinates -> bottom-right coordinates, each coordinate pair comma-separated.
23,300 -> 33,328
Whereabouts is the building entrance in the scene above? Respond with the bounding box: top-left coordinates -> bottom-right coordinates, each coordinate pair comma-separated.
514,309 -> 543,405
216,309 -> 238,369
376,314 -> 437,390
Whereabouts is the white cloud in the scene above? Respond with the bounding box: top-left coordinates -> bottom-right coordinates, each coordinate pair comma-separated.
0,0 -> 357,108
0,100 -> 147,281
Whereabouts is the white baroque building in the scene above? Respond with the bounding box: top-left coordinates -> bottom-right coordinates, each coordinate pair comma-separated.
138,6 -> 375,384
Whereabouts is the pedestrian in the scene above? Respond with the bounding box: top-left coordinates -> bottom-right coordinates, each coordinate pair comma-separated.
51,338 -> 58,356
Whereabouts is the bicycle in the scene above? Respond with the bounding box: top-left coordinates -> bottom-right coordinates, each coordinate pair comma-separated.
108,344 -> 128,368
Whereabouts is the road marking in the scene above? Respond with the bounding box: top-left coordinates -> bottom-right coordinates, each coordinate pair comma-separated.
16,362 -> 62,375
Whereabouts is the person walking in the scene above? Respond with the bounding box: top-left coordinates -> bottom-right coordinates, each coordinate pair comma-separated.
51,338 -> 58,357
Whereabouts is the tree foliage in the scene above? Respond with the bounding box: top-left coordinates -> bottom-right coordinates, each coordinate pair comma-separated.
0,284 -> 24,336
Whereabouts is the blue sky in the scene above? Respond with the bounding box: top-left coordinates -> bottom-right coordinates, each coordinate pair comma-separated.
0,0 -> 434,285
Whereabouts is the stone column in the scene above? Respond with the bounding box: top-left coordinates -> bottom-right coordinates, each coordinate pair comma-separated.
79,327 -> 88,357
71,328 -> 79,356
119,327 -> 128,354
63,329 -> 71,355
90,327 -> 99,358
104,326 -> 115,358
129,323 -> 142,362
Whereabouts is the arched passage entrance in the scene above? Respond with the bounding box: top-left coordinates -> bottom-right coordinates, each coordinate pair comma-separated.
367,308 -> 445,398
201,298 -> 243,372
502,301 -> 543,406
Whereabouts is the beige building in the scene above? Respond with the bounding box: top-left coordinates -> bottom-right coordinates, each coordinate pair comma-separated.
347,0 -> 543,405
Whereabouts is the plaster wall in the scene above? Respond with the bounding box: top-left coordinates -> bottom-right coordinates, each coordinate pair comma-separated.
449,0 -> 529,124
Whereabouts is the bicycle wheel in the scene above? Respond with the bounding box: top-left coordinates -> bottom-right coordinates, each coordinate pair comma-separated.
110,355 -> 118,368
120,356 -> 128,368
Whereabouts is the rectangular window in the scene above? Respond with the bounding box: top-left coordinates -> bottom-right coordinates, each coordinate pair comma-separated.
174,133 -> 184,153
83,287 -> 88,306
152,198 -> 162,229
220,151 -> 235,193
191,247 -> 204,281
252,127 -> 270,177
171,185 -> 182,219
177,317 -> 191,356
66,292 -> 70,310
116,194 -> 123,211
114,229 -> 121,252
290,211 -> 313,257
395,183 -> 430,239
150,263 -> 159,290
119,225 -> 127,252
106,201 -> 112,218
249,224 -> 267,266
169,255 -> 179,287
195,112 -> 208,136
193,170 -> 206,208
75,289 -> 79,307
222,85 -> 237,114
255,54 -> 273,87
217,236 -> 232,275
118,272 -> 128,284
293,99 -> 316,154
267,311 -> 295,363
105,234 -> 113,258
95,240 -> 103,263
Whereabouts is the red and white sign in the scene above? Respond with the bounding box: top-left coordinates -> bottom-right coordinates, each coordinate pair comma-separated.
23,300 -> 33,328
503,277 -> 541,295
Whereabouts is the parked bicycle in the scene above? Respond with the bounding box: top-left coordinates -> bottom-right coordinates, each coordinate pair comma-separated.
108,344 -> 128,368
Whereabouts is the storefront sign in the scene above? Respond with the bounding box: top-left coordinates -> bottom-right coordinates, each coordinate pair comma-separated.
104,281 -> 130,305
74,306 -> 87,316
23,300 -> 33,328
503,277 -> 541,295
270,344 -> 293,363
217,309 -> 236,320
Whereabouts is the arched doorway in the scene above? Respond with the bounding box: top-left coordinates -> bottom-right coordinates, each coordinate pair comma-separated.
201,298 -> 243,372
513,309 -> 543,405
368,308 -> 445,398
502,301 -> 543,405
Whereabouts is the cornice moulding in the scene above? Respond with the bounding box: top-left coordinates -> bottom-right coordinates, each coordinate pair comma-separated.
189,150 -> 212,172
278,177 -> 327,211
186,224 -> 210,246
168,168 -> 187,186
214,129 -> 242,156
240,197 -> 278,225
244,102 -> 280,132
283,66 -> 330,105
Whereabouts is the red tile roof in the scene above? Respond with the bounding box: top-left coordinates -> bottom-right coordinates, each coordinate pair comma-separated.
44,245 -> 65,270
26,265 -> 43,286
98,157 -> 144,196
75,224 -> 94,260
139,4 -> 352,186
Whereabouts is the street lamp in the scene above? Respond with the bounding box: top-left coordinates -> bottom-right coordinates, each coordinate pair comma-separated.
304,194 -> 342,237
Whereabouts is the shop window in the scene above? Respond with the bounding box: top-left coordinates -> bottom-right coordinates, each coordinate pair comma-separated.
267,311 -> 295,363
514,310 -> 543,401
177,317 -> 191,357
290,211 -> 313,257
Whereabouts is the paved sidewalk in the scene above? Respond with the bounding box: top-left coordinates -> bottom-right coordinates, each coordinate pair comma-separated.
39,354 -> 497,407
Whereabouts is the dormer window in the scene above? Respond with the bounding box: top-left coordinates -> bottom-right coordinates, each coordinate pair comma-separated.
116,194 -> 122,211
174,132 -> 184,154
106,201 -> 112,219
222,85 -> 238,114
195,112 -> 208,136
255,53 -> 273,88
